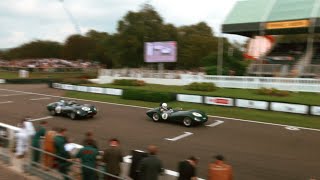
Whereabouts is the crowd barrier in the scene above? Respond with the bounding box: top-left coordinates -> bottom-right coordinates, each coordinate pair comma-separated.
97,69 -> 320,92
51,83 -> 320,116
0,79 -> 5,83
0,122 -> 191,180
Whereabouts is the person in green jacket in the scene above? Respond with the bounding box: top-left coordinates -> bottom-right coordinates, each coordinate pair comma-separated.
76,139 -> 99,180
31,121 -> 47,164
54,128 -> 71,180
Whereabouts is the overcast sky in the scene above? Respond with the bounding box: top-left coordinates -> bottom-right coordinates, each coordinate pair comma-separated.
0,0 -> 247,48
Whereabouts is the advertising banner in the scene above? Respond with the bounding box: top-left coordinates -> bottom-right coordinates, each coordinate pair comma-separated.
266,19 -> 309,29
144,41 -> 177,63
205,97 -> 233,106
89,87 -> 104,94
64,84 -> 74,90
311,106 -> 320,116
236,99 -> 268,110
270,102 -> 308,114
75,86 -> 88,92
52,83 -> 62,89
177,94 -> 203,103
105,88 -> 123,96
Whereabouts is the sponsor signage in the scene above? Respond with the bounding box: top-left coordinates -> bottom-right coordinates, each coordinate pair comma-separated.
144,41 -> 177,62
266,19 -> 309,29
311,106 -> 320,116
0,79 -> 5,84
105,88 -> 123,96
205,96 -> 233,106
177,94 -> 203,103
89,87 -> 104,94
236,99 -> 269,110
64,84 -> 74,90
75,86 -> 88,92
270,102 -> 308,114
52,83 -> 62,89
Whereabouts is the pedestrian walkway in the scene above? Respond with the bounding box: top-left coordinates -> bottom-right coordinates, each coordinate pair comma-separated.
0,164 -> 30,180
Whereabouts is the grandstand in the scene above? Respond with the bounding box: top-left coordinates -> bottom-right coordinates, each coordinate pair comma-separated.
223,0 -> 320,78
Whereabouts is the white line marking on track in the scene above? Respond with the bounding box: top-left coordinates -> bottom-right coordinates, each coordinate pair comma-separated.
206,120 -> 224,127
165,132 -> 193,141
285,126 -> 300,131
0,93 -> 26,97
28,116 -> 53,122
0,101 -> 13,104
30,97 -> 51,101
1,88 -> 320,132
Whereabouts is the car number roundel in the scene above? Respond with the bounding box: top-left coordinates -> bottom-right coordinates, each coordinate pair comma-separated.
55,106 -> 62,113
162,113 -> 168,120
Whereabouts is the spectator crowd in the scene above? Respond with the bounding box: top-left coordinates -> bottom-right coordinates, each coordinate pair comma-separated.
0,58 -> 100,69
13,118 -> 233,180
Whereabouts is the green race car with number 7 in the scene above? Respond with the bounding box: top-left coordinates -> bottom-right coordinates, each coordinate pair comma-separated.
146,103 -> 208,127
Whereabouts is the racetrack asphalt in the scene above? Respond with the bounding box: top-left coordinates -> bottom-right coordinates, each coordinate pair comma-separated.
0,84 -> 320,180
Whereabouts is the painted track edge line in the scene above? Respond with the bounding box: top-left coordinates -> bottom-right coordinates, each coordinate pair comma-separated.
0,88 -> 319,132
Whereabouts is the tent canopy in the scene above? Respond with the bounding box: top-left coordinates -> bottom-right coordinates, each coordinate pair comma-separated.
222,0 -> 320,37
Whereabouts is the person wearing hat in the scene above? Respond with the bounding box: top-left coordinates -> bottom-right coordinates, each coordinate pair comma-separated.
177,156 -> 199,180
208,155 -> 233,180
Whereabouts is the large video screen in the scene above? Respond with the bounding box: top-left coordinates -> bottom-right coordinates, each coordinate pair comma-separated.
144,41 -> 177,63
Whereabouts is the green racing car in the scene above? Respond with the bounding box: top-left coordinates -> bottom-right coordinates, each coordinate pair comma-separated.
146,103 -> 208,127
47,100 -> 97,120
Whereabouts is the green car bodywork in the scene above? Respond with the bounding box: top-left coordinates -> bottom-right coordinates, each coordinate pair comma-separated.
47,101 -> 97,120
146,107 -> 208,127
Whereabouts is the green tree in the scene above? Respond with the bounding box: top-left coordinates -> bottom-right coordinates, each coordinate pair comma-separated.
3,40 -> 62,60
63,34 -> 96,60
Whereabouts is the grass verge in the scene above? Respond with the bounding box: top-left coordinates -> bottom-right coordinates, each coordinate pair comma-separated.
65,91 -> 320,129
85,83 -> 320,106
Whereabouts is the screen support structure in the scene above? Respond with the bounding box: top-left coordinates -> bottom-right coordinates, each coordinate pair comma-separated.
158,63 -> 164,76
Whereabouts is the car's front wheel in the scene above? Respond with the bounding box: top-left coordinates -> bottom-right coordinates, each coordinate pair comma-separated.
70,112 -> 77,120
183,117 -> 193,127
50,109 -> 56,116
152,113 -> 160,122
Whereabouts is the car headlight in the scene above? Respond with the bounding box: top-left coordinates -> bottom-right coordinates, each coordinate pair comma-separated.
192,112 -> 202,117
81,107 -> 90,111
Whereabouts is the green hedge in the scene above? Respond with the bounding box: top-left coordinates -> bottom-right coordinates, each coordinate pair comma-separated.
5,78 -> 54,84
185,82 -> 217,91
113,79 -> 145,86
122,89 -> 176,102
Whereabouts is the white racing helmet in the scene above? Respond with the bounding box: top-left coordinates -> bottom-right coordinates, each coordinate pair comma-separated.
162,103 -> 168,109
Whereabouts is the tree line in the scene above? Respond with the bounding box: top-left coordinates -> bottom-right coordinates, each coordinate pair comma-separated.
0,4 -> 247,75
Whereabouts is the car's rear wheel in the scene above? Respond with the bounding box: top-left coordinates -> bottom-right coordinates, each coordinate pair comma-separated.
152,113 -> 160,122
70,112 -> 77,120
183,117 -> 193,127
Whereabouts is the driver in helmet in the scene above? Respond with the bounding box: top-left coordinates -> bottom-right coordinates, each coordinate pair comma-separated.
160,103 -> 168,112
58,99 -> 66,106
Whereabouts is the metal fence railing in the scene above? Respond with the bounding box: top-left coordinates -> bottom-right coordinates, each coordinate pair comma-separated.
27,146 -> 126,180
